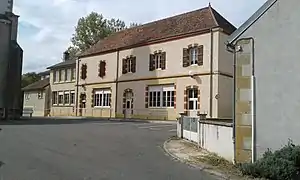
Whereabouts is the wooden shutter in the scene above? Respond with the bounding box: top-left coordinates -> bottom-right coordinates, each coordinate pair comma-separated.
81,64 -> 87,80
161,52 -> 166,70
184,88 -> 188,114
183,48 -> 190,67
149,54 -> 155,71
122,58 -> 128,74
131,57 -> 136,73
99,61 -> 106,78
98,62 -> 102,77
198,45 -> 204,66
145,86 -> 149,108
91,90 -> 94,108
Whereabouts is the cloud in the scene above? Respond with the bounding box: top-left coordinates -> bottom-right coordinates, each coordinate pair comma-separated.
14,0 -> 267,73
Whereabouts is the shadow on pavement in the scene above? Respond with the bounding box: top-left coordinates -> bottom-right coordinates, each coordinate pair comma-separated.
0,117 -> 150,126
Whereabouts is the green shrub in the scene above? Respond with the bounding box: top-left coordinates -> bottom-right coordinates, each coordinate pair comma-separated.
238,140 -> 300,180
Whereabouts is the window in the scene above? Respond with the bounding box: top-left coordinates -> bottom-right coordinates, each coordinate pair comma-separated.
189,47 -> 198,65
188,88 -> 198,110
71,68 -> 76,81
93,89 -> 111,107
81,64 -> 87,80
58,92 -> 64,105
38,91 -> 43,99
25,93 -> 30,100
98,61 -> 106,78
154,54 -> 162,69
149,52 -> 166,71
53,71 -> 57,82
58,70 -> 63,82
64,91 -> 70,105
183,45 -> 204,67
122,56 -> 136,74
70,91 -> 75,105
149,85 -> 174,108
52,91 -> 58,105
64,69 -> 68,81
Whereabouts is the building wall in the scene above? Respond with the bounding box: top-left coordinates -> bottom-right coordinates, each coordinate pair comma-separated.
23,90 -> 46,116
233,0 -> 300,159
50,68 -> 76,117
77,29 -> 233,120
218,75 -> 233,118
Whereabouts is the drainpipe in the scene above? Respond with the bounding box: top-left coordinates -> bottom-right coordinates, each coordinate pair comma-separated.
114,49 -> 120,118
226,37 -> 256,163
75,57 -> 81,116
209,28 -> 214,118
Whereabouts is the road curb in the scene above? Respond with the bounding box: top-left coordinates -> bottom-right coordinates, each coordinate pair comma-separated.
163,138 -> 231,180
109,118 -> 176,124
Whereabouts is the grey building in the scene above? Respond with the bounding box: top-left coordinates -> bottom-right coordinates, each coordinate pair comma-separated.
0,0 -> 23,120
22,76 -> 51,117
226,0 -> 300,163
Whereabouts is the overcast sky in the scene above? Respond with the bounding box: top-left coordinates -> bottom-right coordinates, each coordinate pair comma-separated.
14,0 -> 266,73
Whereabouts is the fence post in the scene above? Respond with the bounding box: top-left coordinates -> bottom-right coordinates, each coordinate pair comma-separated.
179,112 -> 186,138
198,113 -> 207,148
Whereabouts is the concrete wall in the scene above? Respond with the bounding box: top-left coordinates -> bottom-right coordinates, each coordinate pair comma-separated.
23,90 -> 46,116
199,122 -> 234,162
234,0 -> 300,158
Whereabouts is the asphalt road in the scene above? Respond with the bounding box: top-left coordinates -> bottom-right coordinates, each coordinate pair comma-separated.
0,119 -> 217,180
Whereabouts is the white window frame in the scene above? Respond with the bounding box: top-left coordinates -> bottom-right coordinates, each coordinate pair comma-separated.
58,91 -> 64,105
38,91 -> 43,99
25,93 -> 30,100
71,68 -> 76,81
70,91 -> 75,105
126,58 -> 133,73
53,71 -> 57,82
190,47 -> 198,65
149,85 -> 174,108
94,89 -> 111,108
64,91 -> 70,105
154,54 -> 162,69
52,91 -> 58,105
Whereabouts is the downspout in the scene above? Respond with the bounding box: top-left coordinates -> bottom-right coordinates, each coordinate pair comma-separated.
209,28 -> 214,117
75,58 -> 81,116
114,49 -> 120,118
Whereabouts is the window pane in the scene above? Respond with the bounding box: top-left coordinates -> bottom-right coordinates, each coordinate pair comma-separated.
171,91 -> 175,107
149,92 -> 153,107
157,91 -> 161,107
194,89 -> 198,98
189,101 -> 194,110
163,91 -> 166,107
100,94 -> 103,106
153,91 -> 157,107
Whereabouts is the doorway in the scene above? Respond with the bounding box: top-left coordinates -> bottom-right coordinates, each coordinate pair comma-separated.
188,88 -> 198,117
124,90 -> 133,119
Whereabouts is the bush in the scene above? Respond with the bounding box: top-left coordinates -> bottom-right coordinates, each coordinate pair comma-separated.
238,140 -> 300,180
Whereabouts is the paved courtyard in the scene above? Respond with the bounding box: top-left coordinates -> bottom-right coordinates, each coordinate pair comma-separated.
0,119 -> 217,180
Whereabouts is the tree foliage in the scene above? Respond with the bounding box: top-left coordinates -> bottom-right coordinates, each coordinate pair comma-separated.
21,72 -> 40,88
66,12 -> 140,58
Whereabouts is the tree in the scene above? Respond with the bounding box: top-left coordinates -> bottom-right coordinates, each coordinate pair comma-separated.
67,12 -> 140,57
70,12 -> 127,55
21,72 -> 40,88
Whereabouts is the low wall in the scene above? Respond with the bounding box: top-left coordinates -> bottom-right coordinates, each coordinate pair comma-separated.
199,121 -> 233,162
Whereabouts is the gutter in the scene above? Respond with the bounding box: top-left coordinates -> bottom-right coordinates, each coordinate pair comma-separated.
75,57 -> 81,116
114,49 -> 120,118
209,28 -> 214,117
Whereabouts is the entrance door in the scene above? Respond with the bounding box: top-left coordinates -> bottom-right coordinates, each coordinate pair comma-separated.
188,88 -> 198,117
125,92 -> 133,118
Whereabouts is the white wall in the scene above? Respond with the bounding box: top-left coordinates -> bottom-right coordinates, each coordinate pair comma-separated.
199,123 -> 233,162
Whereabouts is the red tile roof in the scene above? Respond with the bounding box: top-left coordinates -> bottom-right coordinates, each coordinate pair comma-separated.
80,6 -> 236,57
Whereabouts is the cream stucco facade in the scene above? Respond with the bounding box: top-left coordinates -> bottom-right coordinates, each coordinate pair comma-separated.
77,29 -> 233,120
49,63 -> 77,117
